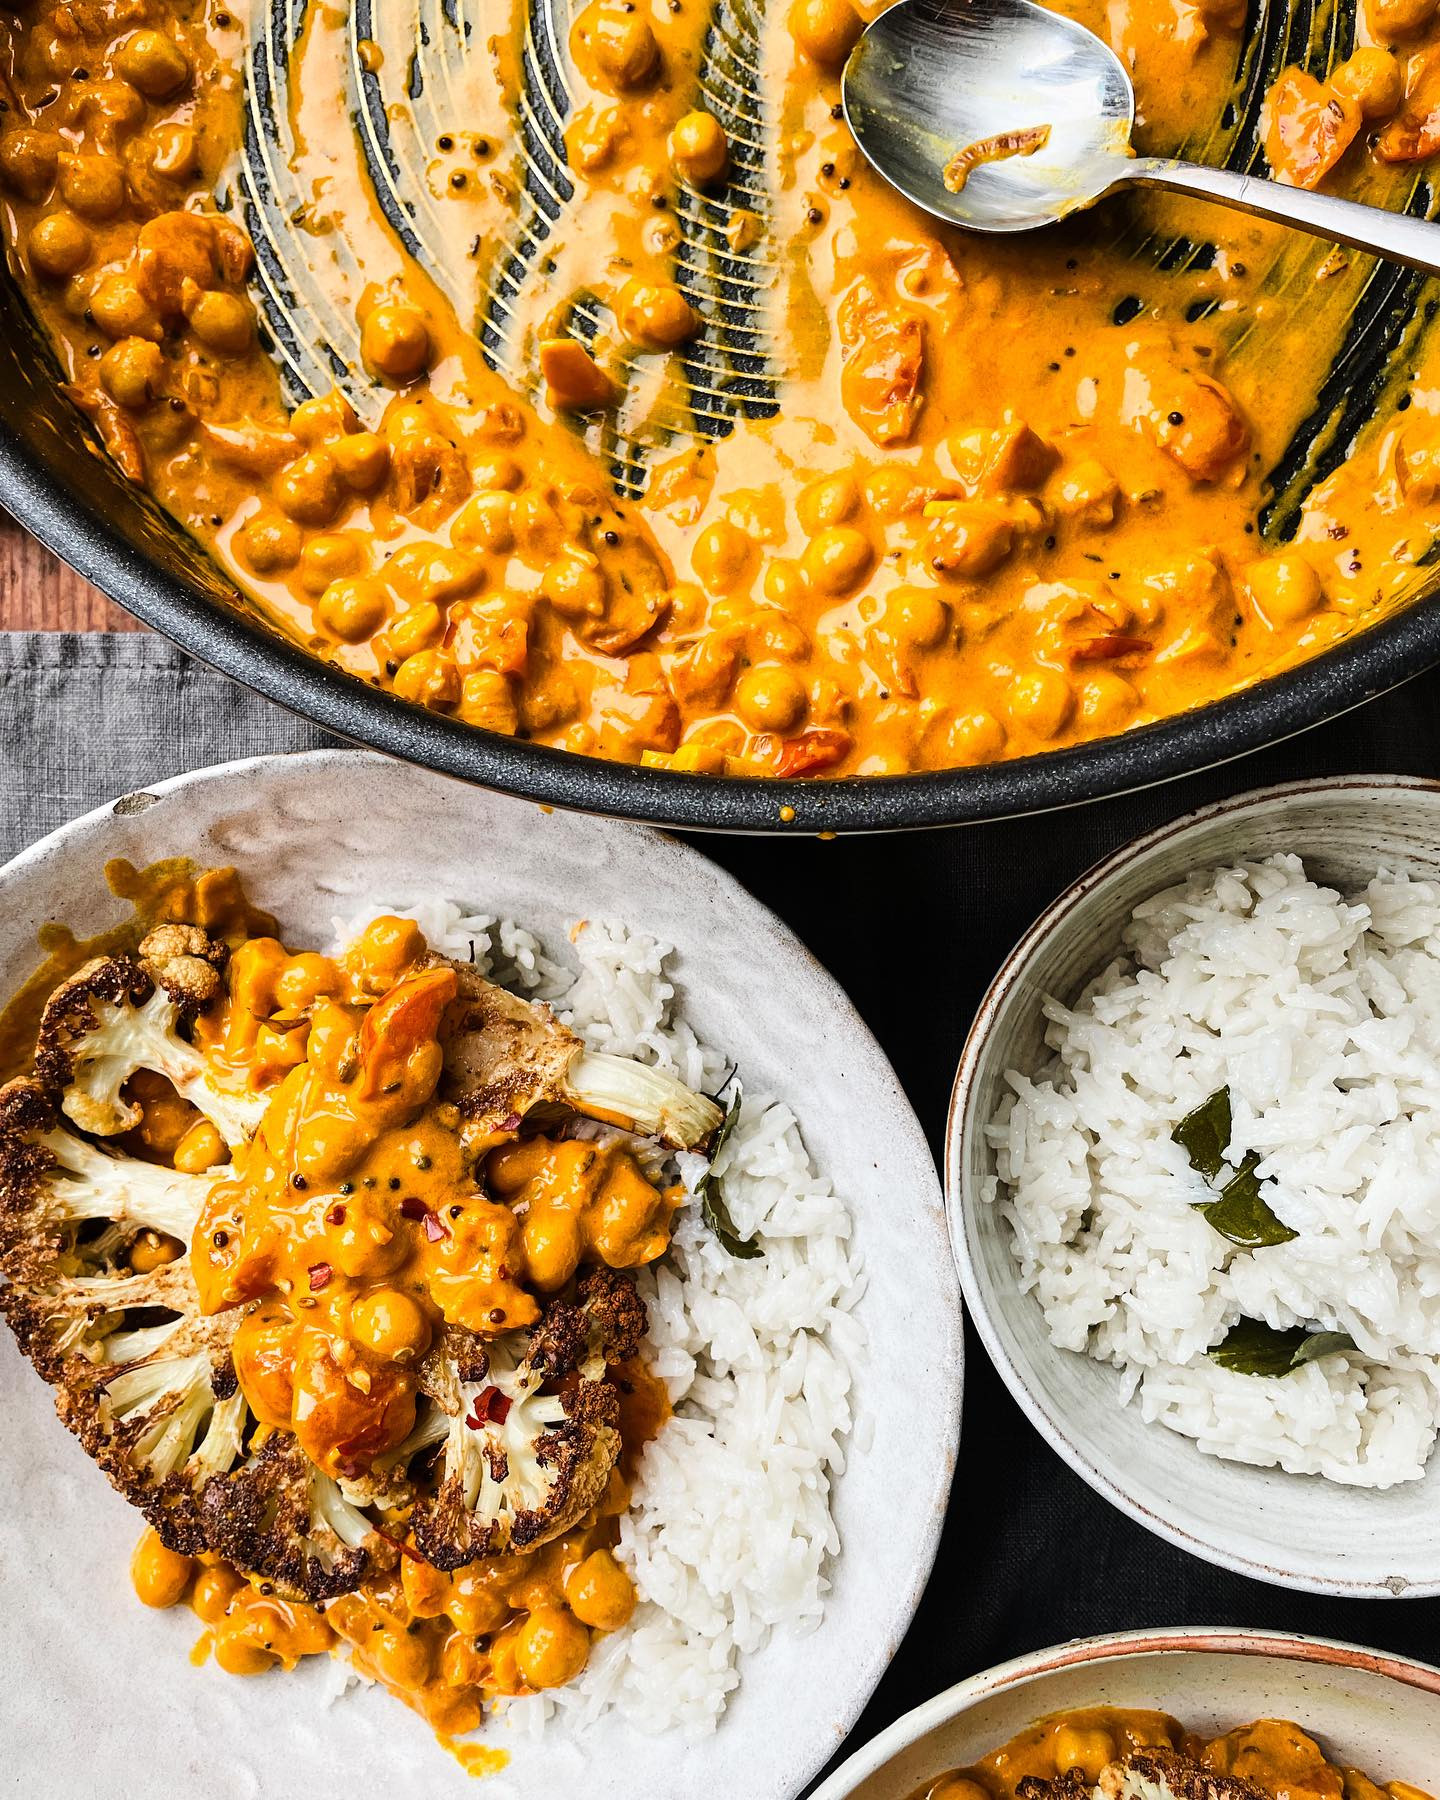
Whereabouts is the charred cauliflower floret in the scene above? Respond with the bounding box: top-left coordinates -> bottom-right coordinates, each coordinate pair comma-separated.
199,1432 -> 376,1602
406,1273 -> 646,1570
35,945 -> 264,1146
430,956 -> 722,1150
1018,1752 -> 1268,1800
0,1076 -> 249,1550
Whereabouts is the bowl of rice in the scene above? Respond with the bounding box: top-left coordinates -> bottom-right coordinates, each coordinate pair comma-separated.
947,774 -> 1440,1597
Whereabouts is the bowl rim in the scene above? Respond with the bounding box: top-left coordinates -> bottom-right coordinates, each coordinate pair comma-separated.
944,771 -> 1440,1598
0,744 -> 965,1799
808,1625 -> 1440,1800
6,404 -> 1440,835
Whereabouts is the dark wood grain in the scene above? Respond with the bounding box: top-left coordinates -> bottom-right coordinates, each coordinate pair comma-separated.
0,512 -> 140,632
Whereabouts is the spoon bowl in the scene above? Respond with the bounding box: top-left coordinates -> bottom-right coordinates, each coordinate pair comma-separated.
842,0 -> 1135,231
843,0 -> 1440,272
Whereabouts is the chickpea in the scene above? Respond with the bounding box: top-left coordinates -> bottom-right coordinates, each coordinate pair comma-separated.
214,1637 -> 277,1677
384,600 -> 446,658
351,1288 -> 432,1360
660,740 -> 720,772
239,512 -> 303,575
736,664 -> 808,732
300,534 -> 365,597
791,0 -> 862,65
564,1549 -> 636,1631
397,543 -> 486,604
0,128 -> 61,200
130,1228 -> 184,1272
361,301 -> 432,381
885,586 -> 950,648
486,1620 -> 527,1695
866,465 -> 926,519
750,610 -> 811,660
1076,669 -> 1137,730
191,1564 -> 243,1624
669,110 -> 729,184
100,337 -> 166,410
692,519 -> 755,594
515,1605 -> 590,1690
173,1120 -> 227,1173
370,1625 -> 437,1688
58,154 -> 127,221
458,668 -> 521,734
90,275 -> 161,343
801,525 -> 875,595
290,390 -> 358,443
524,1209 -> 584,1290
131,1529 -> 195,1609
926,502 -> 1014,580
452,491 -> 515,554
617,278 -> 698,349
1332,47 -> 1404,118
393,648 -> 462,708
591,9 -> 662,89
115,29 -> 193,99
1366,0 -> 1437,37
274,953 -> 343,1009
28,213 -> 92,279
797,470 -> 860,534
188,289 -> 255,356
1051,1723 -> 1115,1778
929,1782 -> 989,1800
1058,458 -> 1120,529
274,450 -> 345,527
1243,553 -> 1323,626
149,123 -> 200,180
541,550 -> 607,618
332,431 -> 391,492
1004,667 -> 1073,739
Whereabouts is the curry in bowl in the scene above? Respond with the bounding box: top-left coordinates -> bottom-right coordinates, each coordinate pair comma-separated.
909,1707 -> 1432,1800
2,1 -> 1440,778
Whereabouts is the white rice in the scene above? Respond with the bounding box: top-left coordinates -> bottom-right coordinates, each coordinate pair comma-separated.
330,902 -> 861,1735
986,852 -> 1440,1489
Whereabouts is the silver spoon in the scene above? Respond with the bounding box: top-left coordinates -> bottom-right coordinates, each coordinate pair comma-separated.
842,0 -> 1440,274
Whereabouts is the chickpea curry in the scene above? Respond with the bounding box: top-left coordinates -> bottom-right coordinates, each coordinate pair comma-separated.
5,0 -> 1440,778
0,865 -> 731,1755
911,1707 -> 1434,1800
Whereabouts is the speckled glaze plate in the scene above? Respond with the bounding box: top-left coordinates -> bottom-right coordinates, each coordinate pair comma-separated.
0,749 -> 961,1800
810,1629 -> 1440,1799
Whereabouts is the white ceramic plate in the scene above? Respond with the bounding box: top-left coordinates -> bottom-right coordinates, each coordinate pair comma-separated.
810,1628 -> 1440,1799
0,749 -> 962,1800
948,775 -> 1440,1597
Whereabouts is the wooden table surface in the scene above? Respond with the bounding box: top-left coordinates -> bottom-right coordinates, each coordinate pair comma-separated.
1,513 -> 138,632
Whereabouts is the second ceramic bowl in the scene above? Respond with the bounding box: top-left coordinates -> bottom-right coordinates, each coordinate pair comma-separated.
947,774 -> 1440,1597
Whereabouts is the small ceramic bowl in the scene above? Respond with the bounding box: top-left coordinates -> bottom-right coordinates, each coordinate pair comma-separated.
947,775 -> 1440,1597
809,1628 -> 1440,1799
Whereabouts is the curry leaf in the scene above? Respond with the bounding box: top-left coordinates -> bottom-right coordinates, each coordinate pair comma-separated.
1197,1154 -> 1298,1249
698,1089 -> 762,1260
1209,1317 -> 1357,1377
1173,1087 -> 1297,1248
1172,1087 -> 1233,1182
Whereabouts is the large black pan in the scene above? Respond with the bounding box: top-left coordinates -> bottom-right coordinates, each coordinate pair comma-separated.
7,0 -> 1440,834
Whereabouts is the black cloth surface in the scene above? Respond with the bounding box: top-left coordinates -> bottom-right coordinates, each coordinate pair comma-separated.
3,632 -> 1439,1785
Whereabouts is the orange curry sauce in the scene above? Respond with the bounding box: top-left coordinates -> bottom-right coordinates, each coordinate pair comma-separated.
5,2 -> 1440,776
117,894 -> 677,1744
911,1707 -> 1435,1800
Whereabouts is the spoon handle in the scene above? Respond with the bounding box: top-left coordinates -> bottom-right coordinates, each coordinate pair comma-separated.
1128,156 -> 1440,276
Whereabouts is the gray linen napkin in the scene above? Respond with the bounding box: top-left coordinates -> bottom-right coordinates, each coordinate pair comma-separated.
0,632 -> 336,863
